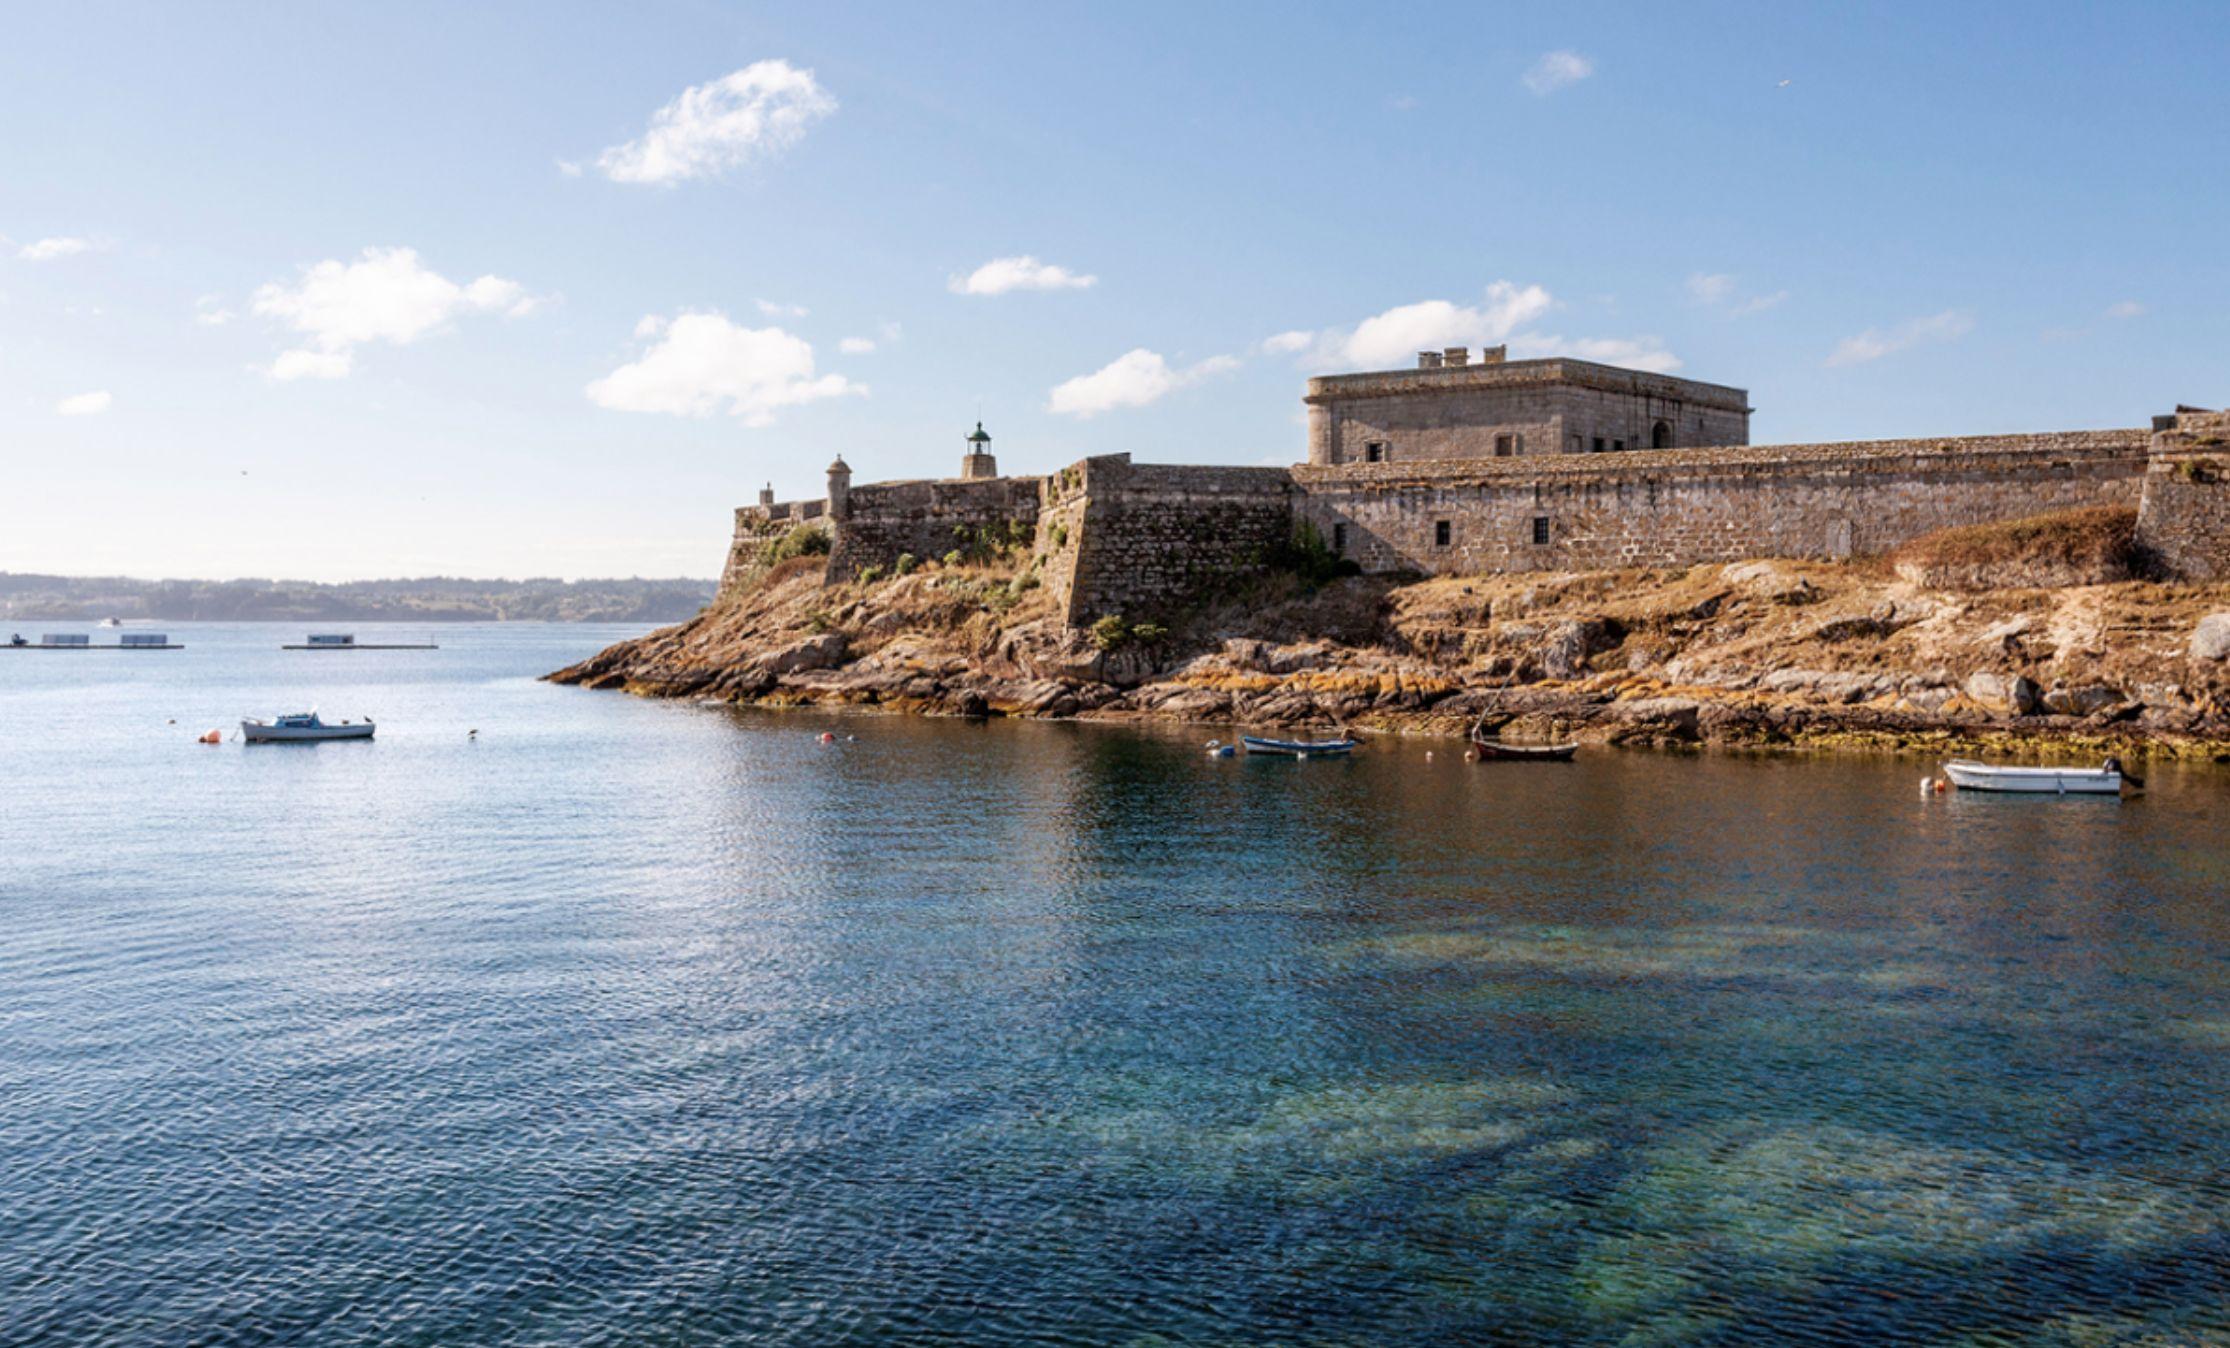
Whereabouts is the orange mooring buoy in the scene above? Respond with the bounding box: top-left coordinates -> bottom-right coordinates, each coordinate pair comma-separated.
199,729 -> 222,745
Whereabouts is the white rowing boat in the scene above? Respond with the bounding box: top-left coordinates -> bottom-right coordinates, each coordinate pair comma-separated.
1241,734 -> 1357,757
1941,759 -> 2123,795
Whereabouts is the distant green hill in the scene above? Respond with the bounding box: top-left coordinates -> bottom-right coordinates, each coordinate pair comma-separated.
0,573 -> 717,623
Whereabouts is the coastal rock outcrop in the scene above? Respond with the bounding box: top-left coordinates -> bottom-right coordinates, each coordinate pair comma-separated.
547,546 -> 2230,757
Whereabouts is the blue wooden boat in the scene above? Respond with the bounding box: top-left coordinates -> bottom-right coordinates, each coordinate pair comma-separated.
1241,734 -> 1357,757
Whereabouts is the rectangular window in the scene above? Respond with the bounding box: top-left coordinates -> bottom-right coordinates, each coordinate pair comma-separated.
1591,437 -> 1605,453
1494,433 -> 1513,457
1434,520 -> 1451,547
1613,439 -> 1626,452
1365,441 -> 1386,464
1332,523 -> 1348,553
1532,516 -> 1550,546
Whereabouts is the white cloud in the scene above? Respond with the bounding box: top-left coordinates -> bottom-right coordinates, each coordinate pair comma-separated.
597,60 -> 836,185
1825,309 -> 1974,367
1689,272 -> 1787,317
755,298 -> 808,319
1686,273 -> 1735,305
586,310 -> 863,426
2105,300 -> 2145,320
194,294 -> 235,326
1523,50 -> 1594,95
55,390 -> 111,416
1511,334 -> 1683,374
876,318 -> 903,343
267,349 -> 353,381
17,236 -> 96,262
1046,349 -> 1236,418
1272,282 -> 1686,376
556,159 -> 583,178
838,336 -> 877,354
250,246 -> 538,378
1283,282 -> 1555,369
950,255 -> 1097,296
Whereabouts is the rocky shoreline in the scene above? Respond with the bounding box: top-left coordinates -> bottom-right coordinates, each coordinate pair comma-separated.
548,548 -> 2230,761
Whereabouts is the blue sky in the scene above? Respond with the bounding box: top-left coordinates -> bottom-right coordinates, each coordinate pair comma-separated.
3,1 -> 2223,580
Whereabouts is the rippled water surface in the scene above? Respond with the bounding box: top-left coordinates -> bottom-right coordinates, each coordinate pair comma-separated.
5,623 -> 2230,1345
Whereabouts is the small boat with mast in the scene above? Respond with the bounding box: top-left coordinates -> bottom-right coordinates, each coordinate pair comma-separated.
240,710 -> 375,743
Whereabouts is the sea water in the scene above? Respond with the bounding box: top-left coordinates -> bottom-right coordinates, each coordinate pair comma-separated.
4,623 -> 2228,1344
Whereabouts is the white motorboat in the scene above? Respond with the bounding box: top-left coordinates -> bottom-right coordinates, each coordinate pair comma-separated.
241,711 -> 375,743
1941,759 -> 2124,795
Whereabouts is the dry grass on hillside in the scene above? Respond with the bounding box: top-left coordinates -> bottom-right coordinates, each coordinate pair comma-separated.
1892,505 -> 2139,576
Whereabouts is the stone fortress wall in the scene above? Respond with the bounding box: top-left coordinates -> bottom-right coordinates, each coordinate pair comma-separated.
2135,409 -> 2230,580
1296,430 -> 2150,576
723,353 -> 2225,628
821,475 -> 1042,581
1046,457 -> 1294,626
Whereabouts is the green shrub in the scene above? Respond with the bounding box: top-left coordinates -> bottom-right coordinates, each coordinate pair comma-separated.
1006,573 -> 1040,600
1049,522 -> 1069,550
1270,519 -> 1362,587
805,609 -> 832,634
894,553 -> 917,577
755,523 -> 831,568
943,549 -> 965,568
1090,614 -> 1129,650
1130,621 -> 1167,644
857,564 -> 885,585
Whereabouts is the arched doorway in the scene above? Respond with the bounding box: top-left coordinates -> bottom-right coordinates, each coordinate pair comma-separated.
1651,420 -> 1673,449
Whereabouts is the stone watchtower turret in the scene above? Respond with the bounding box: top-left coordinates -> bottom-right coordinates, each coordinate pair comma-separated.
758,482 -> 775,509
827,456 -> 851,520
960,422 -> 997,480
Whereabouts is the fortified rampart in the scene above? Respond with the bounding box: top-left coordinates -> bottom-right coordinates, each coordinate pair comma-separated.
824,476 -> 1043,581
1042,456 -> 1293,625
2135,409 -> 2230,580
721,497 -> 826,591
715,352 -> 2221,628
1296,429 -> 2150,575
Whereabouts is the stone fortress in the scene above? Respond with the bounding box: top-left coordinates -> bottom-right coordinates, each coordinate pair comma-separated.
728,345 -> 2230,626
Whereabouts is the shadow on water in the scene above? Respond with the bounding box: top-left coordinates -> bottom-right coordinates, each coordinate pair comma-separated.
3,629 -> 2229,1344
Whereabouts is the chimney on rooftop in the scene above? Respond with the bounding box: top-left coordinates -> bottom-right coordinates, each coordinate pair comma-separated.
1417,351 -> 1444,369
1444,347 -> 1470,367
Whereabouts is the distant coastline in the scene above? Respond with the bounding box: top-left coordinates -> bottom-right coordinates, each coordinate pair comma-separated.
0,573 -> 716,624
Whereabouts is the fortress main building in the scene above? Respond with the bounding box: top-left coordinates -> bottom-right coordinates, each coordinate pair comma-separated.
1305,345 -> 1752,465
728,348 -> 2229,626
